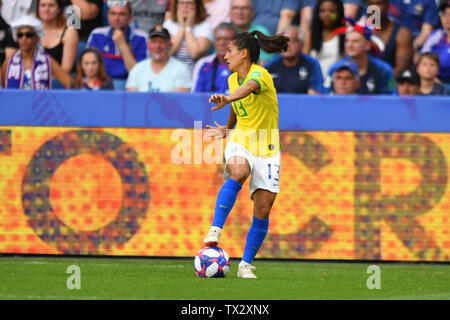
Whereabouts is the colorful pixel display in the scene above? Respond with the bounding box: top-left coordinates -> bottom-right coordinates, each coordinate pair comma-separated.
0,127 -> 449,261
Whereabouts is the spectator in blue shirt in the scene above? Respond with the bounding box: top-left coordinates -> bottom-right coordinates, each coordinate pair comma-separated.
87,0 -> 147,90
362,0 -> 413,77
325,24 -> 396,94
251,0 -> 300,35
421,1 -> 450,86
330,60 -> 361,94
266,25 -> 323,94
192,22 -> 237,94
389,0 -> 438,53
275,0 -> 315,36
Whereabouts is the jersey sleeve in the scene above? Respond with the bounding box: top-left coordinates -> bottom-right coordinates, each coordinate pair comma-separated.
248,68 -> 268,94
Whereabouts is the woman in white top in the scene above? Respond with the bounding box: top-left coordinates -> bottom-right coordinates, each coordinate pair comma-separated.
303,0 -> 345,79
204,0 -> 231,29
163,0 -> 213,77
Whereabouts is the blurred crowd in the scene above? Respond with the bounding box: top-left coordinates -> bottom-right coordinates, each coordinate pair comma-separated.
0,0 -> 449,96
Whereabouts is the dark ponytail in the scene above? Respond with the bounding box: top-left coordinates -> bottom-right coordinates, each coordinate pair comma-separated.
233,31 -> 289,64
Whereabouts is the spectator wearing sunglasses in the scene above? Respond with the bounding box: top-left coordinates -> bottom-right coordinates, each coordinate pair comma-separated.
2,15 -> 71,89
87,0 -> 147,90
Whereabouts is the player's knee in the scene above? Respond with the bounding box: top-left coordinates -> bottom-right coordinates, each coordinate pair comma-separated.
228,167 -> 249,185
254,206 -> 271,220
229,172 -> 247,185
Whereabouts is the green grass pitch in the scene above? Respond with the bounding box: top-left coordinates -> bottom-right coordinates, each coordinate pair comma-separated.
0,255 -> 449,300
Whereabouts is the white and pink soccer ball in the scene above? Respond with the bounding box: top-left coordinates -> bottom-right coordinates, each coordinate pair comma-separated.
194,247 -> 230,278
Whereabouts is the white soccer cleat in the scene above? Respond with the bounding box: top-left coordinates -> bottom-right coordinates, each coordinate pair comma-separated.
237,264 -> 257,279
203,227 -> 222,247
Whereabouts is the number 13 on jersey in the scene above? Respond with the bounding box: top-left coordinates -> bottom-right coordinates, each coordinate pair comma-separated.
232,101 -> 248,118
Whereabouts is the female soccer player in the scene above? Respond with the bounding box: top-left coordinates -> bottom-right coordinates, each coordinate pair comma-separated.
204,30 -> 289,279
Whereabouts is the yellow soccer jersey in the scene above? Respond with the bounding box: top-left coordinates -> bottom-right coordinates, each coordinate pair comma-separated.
228,63 -> 280,157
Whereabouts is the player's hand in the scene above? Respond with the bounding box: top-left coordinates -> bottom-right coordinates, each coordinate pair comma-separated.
209,94 -> 230,111
204,121 -> 227,139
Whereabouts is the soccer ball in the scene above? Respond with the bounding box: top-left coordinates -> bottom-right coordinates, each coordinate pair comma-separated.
194,247 -> 230,278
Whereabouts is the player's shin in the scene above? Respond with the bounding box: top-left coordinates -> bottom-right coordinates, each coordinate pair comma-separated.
211,178 -> 242,228
241,216 -> 269,264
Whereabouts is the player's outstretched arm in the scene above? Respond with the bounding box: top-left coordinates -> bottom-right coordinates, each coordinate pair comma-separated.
209,80 -> 260,111
205,108 -> 237,139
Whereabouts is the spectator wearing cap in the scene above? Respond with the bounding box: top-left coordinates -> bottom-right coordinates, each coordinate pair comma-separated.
416,52 -> 450,95
330,60 -> 360,94
87,0 -> 147,90
0,0 -> 19,70
421,1 -> 450,88
325,20 -> 396,94
361,0 -> 413,77
126,26 -> 191,92
1,15 -> 71,89
266,25 -> 323,94
389,0 -> 438,53
396,67 -> 421,96
191,22 -> 236,94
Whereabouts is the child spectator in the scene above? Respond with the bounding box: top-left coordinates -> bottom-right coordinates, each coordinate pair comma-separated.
421,1 -> 450,87
72,47 -> 113,90
416,52 -> 450,95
